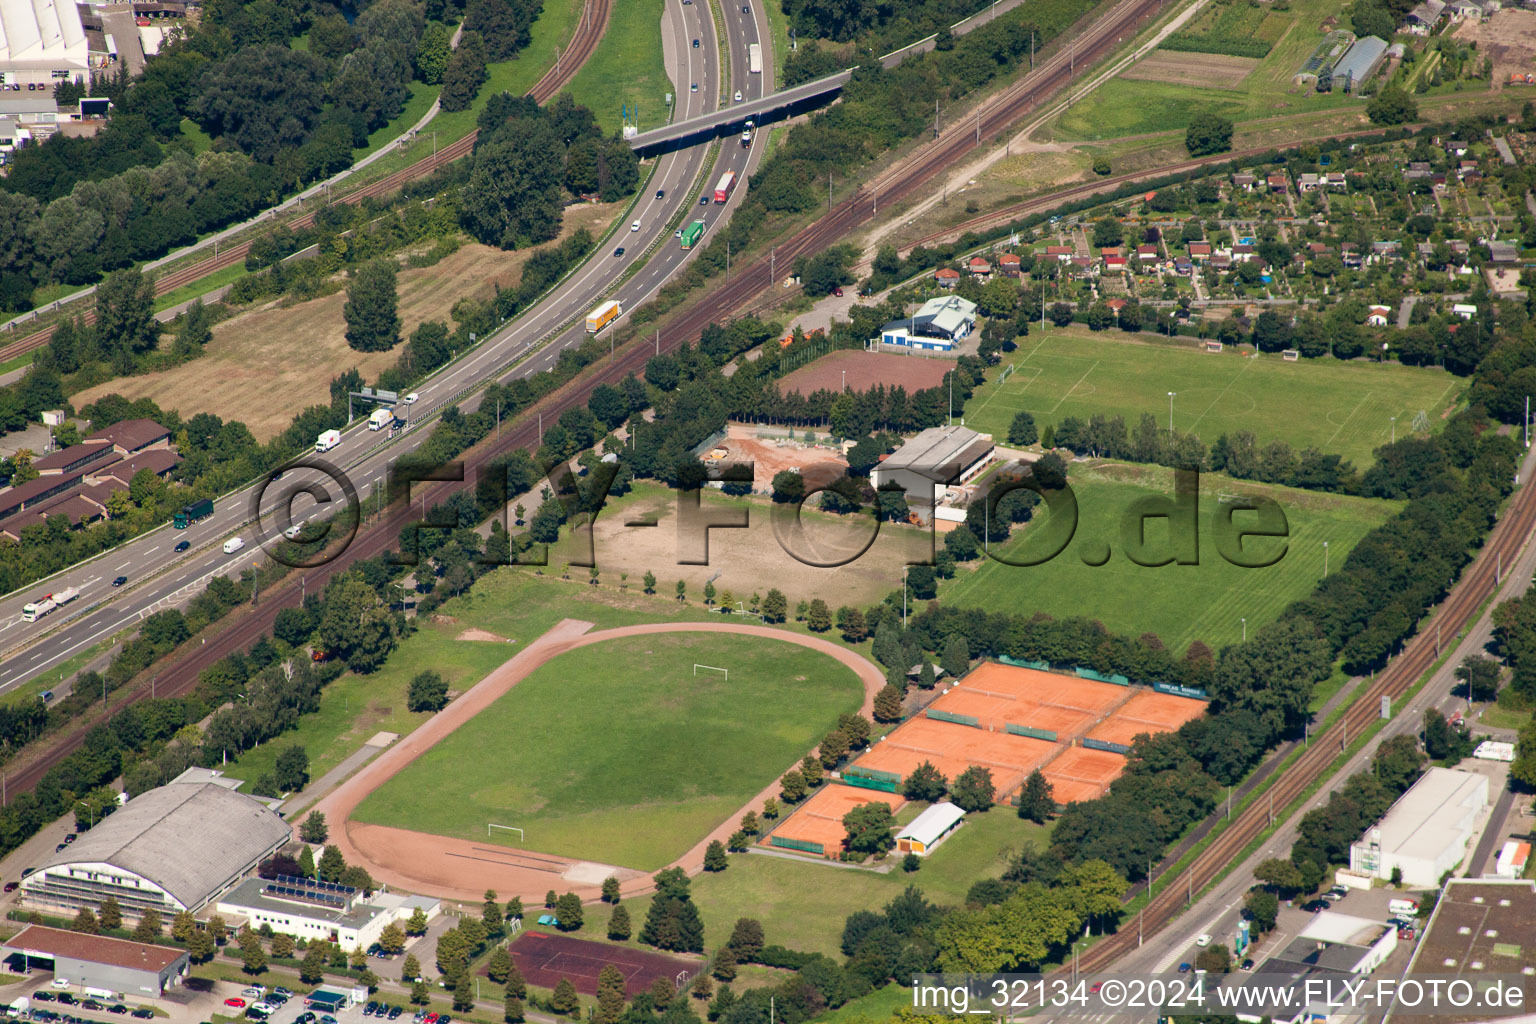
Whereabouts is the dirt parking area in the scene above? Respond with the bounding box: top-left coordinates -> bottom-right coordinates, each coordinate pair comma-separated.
74,203 -> 620,440
1455,8 -> 1536,83
1121,50 -> 1260,88
780,349 -> 953,397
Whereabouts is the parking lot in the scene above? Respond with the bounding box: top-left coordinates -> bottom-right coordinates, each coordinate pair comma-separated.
218,987 -> 439,1024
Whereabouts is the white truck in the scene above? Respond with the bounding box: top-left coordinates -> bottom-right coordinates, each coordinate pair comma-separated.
21,586 -> 80,622
368,408 -> 392,431
315,428 -> 341,452
9,996 -> 30,1019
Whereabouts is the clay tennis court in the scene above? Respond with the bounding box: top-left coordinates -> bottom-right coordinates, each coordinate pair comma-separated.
943,728 -> 1059,794
853,712 -> 1060,800
768,784 -> 906,853
930,688 -> 1096,736
856,742 -> 976,785
1042,745 -> 1127,805
959,662 -> 1129,715
1109,690 -> 1206,731
1084,716 -> 1162,749
506,930 -> 696,997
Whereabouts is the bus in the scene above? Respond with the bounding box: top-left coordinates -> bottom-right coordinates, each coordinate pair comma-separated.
680,220 -> 706,249
22,586 -> 79,623
748,43 -> 762,74
713,171 -> 737,203
585,300 -> 622,333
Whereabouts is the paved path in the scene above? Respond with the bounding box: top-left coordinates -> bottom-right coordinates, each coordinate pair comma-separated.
311,620 -> 884,903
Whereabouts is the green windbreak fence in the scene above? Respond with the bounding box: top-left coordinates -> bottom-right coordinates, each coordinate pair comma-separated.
1006,724 -> 1058,742
999,656 -> 1051,671
1153,681 -> 1210,700
770,835 -> 824,854
1083,737 -> 1131,754
926,709 -> 981,727
844,766 -> 901,783
843,774 -> 899,793
1075,667 -> 1130,685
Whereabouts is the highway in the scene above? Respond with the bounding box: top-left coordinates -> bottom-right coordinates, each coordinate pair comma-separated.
0,0 -> 772,697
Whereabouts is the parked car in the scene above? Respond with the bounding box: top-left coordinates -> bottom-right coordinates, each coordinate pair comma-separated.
63,834 -> 76,844
223,1000 -> 246,1009
1300,899 -> 1329,912
294,1013 -> 314,1024
5,881 -> 20,892
131,1011 -> 154,1019
1321,891 -> 1343,903
832,286 -> 843,296
422,1015 -> 438,1024
241,988 -> 265,999
387,1008 -> 403,1020
108,1005 -> 128,1015
245,1011 -> 267,1022
319,1015 -> 338,1024
55,994 -> 75,1005
33,992 -> 54,1002
273,990 -> 292,999
54,844 -> 66,852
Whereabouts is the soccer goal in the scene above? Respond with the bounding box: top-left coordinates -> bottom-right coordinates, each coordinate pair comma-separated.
998,363 -> 1016,385
693,664 -> 729,681
488,823 -> 524,841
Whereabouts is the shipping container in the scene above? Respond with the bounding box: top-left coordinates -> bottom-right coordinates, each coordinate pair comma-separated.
680,220 -> 706,249
713,171 -> 736,203
585,300 -> 622,333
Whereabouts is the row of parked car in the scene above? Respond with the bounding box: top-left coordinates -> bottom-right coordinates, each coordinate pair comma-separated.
29,994 -> 151,1021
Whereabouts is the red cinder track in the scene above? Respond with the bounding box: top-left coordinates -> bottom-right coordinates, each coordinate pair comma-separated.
0,0 -> 612,364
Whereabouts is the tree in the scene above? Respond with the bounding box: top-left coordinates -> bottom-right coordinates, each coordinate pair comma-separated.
555,892 -> 583,931
1253,857 -> 1305,895
1423,708 -> 1452,760
601,876 -> 621,903
439,30 -> 489,112
239,928 -> 268,974
505,896 -> 523,922
503,994 -> 524,1024
271,933 -> 295,959
1194,943 -> 1232,973
192,46 -> 327,161
408,670 -> 450,711
173,910 -> 196,943
691,972 -> 713,1001
274,743 -> 310,791
1368,86 -> 1418,125
460,118 -> 565,249
95,267 -> 157,369
301,945 -> 327,984
344,259 -> 402,352
300,811 -> 329,843
187,929 -> 216,964
903,761 -> 948,802
1456,655 -> 1501,702
643,570 -> 657,594
704,840 -> 729,871
551,979 -> 580,1017
72,908 -> 100,934
407,907 -> 429,934
1016,769 -> 1056,822
951,766 -> 996,812
410,981 -> 430,1006
1244,888 -> 1280,933
1008,411 -> 1038,446
402,953 -> 422,982
453,974 -> 475,1012
762,588 -> 788,623
780,768 -> 807,803
131,909 -> 162,942
416,22 -> 452,83
843,801 -> 897,855
1185,112 -> 1234,156
873,684 -> 905,723
608,904 -> 632,940
99,896 -> 122,931
318,844 -> 346,882
806,599 -> 832,632
941,635 -> 970,677
595,965 -> 626,1024
676,580 -> 687,603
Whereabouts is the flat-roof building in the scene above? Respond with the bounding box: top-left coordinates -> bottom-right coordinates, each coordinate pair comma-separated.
1392,879 -> 1536,1024
870,425 -> 995,507
216,879 -> 440,950
0,0 -> 87,89
1348,767 -> 1487,886
20,781 -> 290,917
878,295 -> 978,351
0,925 -> 187,999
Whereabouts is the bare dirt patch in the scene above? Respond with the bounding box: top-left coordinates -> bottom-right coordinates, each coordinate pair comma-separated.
1455,8 -> 1536,83
1120,50 -> 1260,88
706,424 -> 848,492
74,202 -> 620,441
456,627 -> 512,642
780,349 -> 952,397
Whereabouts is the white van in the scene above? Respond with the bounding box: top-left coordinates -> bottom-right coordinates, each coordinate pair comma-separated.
1388,898 -> 1419,917
223,537 -> 245,555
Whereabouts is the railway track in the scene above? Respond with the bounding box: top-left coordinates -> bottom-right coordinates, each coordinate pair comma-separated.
1075,467 -> 1536,971
0,0 -> 611,365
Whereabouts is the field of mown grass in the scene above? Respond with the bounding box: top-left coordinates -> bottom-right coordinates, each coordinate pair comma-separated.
940,462 -> 1400,654
352,632 -> 864,869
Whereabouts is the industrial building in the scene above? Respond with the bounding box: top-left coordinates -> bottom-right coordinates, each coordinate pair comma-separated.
1216,912 -> 1397,1024
894,802 -> 965,856
1347,767 -> 1488,886
877,295 -> 978,351
1392,879 -> 1536,1024
20,781 -> 291,917
0,926 -> 188,998
1333,35 -> 1389,90
215,877 -> 440,950
0,0 -> 88,90
869,425 -> 995,507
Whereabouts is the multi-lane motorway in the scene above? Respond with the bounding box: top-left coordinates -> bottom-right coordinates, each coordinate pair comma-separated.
0,0 -> 771,696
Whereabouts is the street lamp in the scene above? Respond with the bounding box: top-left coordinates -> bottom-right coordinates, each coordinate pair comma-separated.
1167,391 -> 1176,435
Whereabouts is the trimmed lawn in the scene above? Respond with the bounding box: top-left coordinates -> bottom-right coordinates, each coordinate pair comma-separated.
941,462 -> 1399,654
964,329 -> 1462,470
352,633 -> 865,870
566,0 -> 670,133
583,810 -> 1051,957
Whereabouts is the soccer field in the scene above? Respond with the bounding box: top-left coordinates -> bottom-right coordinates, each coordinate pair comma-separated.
350,633 -> 864,871
941,463 -> 1400,653
964,330 -> 1463,469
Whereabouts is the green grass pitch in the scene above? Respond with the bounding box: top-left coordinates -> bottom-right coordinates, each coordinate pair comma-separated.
941,463 -> 1400,653
350,633 -> 865,870
963,330 -> 1462,470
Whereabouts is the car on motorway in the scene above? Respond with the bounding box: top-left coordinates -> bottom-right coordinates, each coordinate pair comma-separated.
692,37 -> 699,46
734,90 -> 742,101
655,189 -> 665,200
699,195 -> 709,205
403,392 -> 419,404
1195,934 -> 1211,947
174,539 -> 190,552
690,82 -> 697,91
111,575 -> 127,587
741,3 -> 748,10
613,247 -> 625,257
1177,963 -> 1191,973
224,1000 -> 246,1009
630,221 -> 640,232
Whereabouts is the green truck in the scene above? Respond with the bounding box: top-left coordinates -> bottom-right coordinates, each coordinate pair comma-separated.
173,498 -> 214,529
680,220 -> 706,250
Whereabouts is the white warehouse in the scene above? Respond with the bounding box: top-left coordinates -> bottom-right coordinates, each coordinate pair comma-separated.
1348,767 -> 1488,887
0,0 -> 89,90
215,876 -> 440,951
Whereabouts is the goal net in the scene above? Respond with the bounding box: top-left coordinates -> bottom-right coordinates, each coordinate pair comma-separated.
693,664 -> 729,680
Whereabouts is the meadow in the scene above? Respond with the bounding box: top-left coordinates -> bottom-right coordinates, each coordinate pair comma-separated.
941,462 -> 1399,653
350,632 -> 864,869
963,329 -> 1462,470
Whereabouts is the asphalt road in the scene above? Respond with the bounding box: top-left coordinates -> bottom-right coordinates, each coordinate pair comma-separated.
0,0 -> 772,696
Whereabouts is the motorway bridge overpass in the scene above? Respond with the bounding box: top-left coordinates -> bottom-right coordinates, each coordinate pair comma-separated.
627,70 -> 850,154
